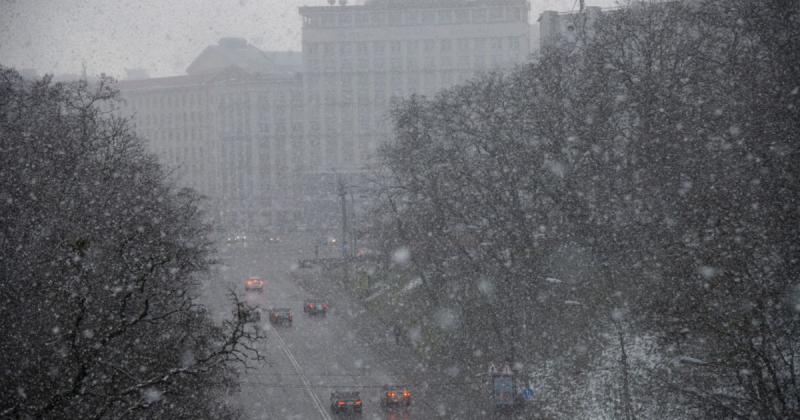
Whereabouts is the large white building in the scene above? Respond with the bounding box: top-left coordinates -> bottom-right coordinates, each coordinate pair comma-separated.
118,0 -> 533,231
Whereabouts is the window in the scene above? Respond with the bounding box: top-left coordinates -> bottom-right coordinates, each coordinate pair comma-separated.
373,55 -> 385,70
404,10 -> 419,25
388,11 -> 402,25
489,7 -> 503,21
370,11 -> 386,25
440,39 -> 451,52
424,55 -> 435,70
354,12 -> 368,26
338,12 -> 352,26
455,9 -> 469,24
438,9 -> 452,24
491,38 -> 503,50
406,40 -> 418,55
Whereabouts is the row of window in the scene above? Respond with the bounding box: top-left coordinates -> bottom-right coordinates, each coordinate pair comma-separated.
125,91 -> 206,110
302,6 -> 527,28
307,51 -> 521,73
135,111 -> 209,128
306,37 -> 523,57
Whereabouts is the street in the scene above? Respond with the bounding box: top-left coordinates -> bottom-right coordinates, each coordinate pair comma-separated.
200,235 -> 477,420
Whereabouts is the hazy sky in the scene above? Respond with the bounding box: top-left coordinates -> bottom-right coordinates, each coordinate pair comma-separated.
0,0 -> 619,78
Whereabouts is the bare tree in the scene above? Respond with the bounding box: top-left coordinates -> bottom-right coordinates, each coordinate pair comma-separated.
0,68 -> 265,419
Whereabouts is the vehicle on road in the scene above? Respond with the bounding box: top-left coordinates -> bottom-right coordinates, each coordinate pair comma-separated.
330,391 -> 363,415
492,372 -> 516,411
244,277 -> 265,293
242,305 -> 263,323
226,233 -> 247,244
381,384 -> 412,409
269,308 -> 293,325
303,299 -> 329,316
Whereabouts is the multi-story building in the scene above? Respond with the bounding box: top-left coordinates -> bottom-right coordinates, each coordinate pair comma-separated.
117,38 -> 304,228
119,0 -> 533,231
299,0 -> 531,172
538,6 -> 604,50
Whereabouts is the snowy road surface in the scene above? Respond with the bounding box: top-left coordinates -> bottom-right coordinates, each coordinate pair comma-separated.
199,235 -> 476,420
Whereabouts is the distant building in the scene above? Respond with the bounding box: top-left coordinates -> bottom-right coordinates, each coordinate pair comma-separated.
299,0 -> 531,172
20,68 -> 39,80
125,68 -> 150,80
187,37 -> 278,76
117,46 -> 303,228
118,1 -> 534,231
538,2 -> 674,51
538,6 -> 605,50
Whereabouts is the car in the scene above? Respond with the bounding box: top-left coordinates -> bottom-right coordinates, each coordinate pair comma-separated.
303,299 -> 329,316
244,277 -> 265,293
330,391 -> 363,415
269,308 -> 293,325
226,233 -> 248,244
242,305 -> 263,323
380,384 -> 412,409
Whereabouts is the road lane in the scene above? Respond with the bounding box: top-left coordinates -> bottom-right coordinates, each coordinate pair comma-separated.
204,239 -> 428,419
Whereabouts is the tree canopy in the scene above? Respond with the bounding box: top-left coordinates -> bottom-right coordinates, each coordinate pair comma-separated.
368,0 -> 800,417
0,68 -> 262,419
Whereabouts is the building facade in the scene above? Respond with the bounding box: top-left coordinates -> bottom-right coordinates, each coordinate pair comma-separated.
119,0 -> 533,231
299,0 -> 531,172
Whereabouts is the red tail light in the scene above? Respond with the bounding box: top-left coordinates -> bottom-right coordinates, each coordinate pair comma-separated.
322,304 -> 329,310
336,401 -> 346,407
403,390 -> 411,398
308,304 -> 314,309
355,399 -> 363,406
387,391 -> 396,398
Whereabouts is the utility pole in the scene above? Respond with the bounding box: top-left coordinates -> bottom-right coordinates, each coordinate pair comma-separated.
337,174 -> 348,258
349,190 -> 357,257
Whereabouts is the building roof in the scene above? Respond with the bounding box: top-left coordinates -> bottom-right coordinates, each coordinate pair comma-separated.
116,67 -> 296,92
300,0 -> 528,14
186,37 -> 278,76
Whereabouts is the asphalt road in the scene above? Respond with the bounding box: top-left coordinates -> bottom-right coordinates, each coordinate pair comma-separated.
200,237 -> 445,420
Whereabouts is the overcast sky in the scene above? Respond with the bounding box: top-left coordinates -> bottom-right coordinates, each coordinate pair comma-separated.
0,0 -> 619,78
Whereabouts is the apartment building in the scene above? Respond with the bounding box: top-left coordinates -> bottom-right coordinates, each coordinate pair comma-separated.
119,0 -> 533,230
299,0 -> 531,172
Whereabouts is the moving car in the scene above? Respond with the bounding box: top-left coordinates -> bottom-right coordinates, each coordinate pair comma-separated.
303,299 -> 329,315
381,384 -> 412,409
244,277 -> 265,293
269,308 -> 293,325
226,233 -> 247,244
242,305 -> 262,323
330,391 -> 363,415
